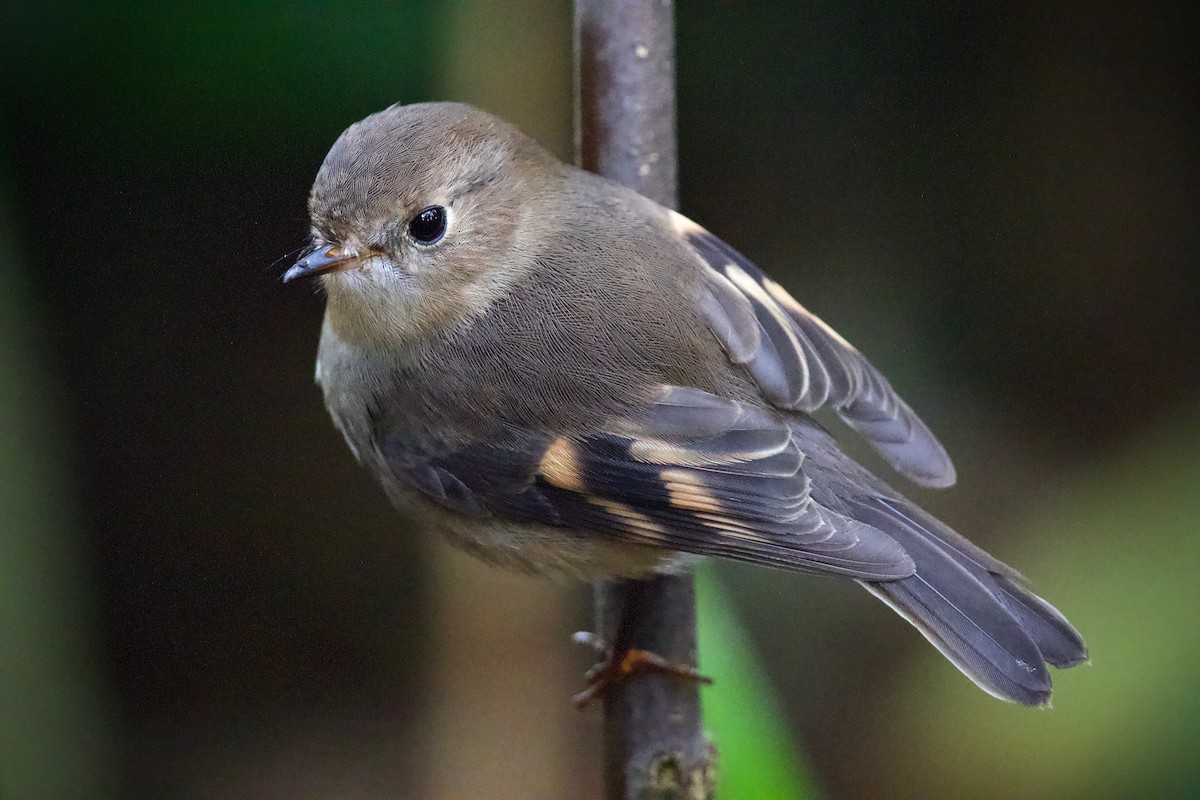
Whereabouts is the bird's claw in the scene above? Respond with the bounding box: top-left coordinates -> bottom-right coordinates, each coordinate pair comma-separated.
570,631 -> 712,709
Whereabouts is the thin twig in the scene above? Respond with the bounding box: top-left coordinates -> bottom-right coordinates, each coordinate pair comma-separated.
574,2 -> 716,797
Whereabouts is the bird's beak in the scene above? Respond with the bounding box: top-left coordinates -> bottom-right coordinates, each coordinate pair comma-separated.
283,245 -> 359,282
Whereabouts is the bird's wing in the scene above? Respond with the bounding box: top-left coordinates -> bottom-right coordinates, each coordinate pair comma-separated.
671,210 -> 956,488
378,384 -> 914,581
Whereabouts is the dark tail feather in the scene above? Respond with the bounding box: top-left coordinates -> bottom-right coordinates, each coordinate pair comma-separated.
850,498 -> 1087,706
994,574 -> 1089,669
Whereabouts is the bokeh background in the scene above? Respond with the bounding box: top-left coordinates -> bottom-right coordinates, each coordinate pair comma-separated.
2,2 -> 1197,798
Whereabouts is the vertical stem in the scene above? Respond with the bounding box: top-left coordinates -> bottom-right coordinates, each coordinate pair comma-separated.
575,2 -> 715,798
576,0 -> 678,208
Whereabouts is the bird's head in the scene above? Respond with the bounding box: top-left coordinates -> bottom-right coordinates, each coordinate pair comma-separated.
286,102 -> 561,347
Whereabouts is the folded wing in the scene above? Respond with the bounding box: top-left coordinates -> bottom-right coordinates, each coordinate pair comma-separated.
673,210 -> 956,488
379,384 -> 914,581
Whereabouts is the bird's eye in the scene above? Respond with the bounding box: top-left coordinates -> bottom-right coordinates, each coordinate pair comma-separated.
408,205 -> 447,245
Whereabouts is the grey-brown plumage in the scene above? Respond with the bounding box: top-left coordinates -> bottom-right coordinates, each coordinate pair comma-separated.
286,102 -> 1087,706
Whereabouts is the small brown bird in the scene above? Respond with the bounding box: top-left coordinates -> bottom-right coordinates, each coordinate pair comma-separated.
285,102 -> 1086,706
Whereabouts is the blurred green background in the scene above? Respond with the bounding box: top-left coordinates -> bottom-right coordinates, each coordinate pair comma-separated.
1,2 -> 1196,798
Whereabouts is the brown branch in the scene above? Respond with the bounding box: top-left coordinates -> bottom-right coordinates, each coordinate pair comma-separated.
576,0 -> 678,208
574,2 -> 716,798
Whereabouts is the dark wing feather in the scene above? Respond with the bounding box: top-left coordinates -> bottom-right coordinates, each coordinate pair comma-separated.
673,210 -> 957,488
382,385 -> 914,581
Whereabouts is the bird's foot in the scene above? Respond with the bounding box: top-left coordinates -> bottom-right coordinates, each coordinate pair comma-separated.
570,631 -> 712,709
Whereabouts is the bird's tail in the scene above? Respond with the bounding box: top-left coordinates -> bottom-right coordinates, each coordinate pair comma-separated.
848,495 -> 1088,705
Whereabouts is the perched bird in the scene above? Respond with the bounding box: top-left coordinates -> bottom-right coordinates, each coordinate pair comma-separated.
285,102 -> 1086,706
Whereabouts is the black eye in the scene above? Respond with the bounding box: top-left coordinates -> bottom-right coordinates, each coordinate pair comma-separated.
408,205 -> 447,245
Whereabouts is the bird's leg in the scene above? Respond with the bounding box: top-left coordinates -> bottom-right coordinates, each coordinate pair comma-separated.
571,579 -> 712,709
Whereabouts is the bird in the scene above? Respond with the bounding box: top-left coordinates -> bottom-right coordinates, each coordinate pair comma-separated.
284,101 -> 1086,707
